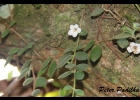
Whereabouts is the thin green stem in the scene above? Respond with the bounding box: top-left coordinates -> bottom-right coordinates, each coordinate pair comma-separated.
71,36 -> 80,97
71,36 -> 80,63
72,69 -> 76,97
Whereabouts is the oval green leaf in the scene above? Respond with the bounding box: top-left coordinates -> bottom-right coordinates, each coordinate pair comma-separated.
47,61 -> 57,78
90,8 -> 104,17
18,68 -> 30,80
75,89 -> 85,96
79,29 -> 87,36
133,23 -> 140,31
27,42 -> 33,49
37,58 -> 52,77
122,26 -> 134,34
64,47 -> 74,54
76,64 -> 89,71
9,20 -> 16,27
75,51 -> 88,61
8,47 -> 19,55
75,71 -> 84,80
20,59 -> 31,72
59,88 -> 71,97
23,77 -> 33,86
117,38 -> 129,49
31,89 -> 40,97
76,45 -> 83,50
1,29 -> 10,38
36,77 -> 47,87
90,45 -> 102,62
58,71 -> 72,79
113,32 -> 132,39
4,56 -> 13,67
84,40 -> 94,52
65,63 -> 76,69
63,85 -> 73,90
17,47 -> 28,56
57,55 -> 71,68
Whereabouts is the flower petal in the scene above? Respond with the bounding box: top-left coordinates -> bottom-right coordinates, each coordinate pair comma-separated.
72,32 -> 78,37
70,25 -> 74,30
68,30 -> 73,35
74,24 -> 79,28
130,42 -> 136,47
127,47 -> 132,53
77,28 -> 81,33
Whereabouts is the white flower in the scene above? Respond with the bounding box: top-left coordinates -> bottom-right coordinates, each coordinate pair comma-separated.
127,42 -> 140,54
68,24 -> 81,37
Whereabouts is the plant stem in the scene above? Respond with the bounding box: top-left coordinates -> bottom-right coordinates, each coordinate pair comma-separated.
71,36 -> 80,97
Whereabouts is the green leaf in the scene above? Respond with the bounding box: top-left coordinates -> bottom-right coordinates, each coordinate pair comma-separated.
65,63 -> 76,69
36,77 -> 47,87
52,80 -> 62,88
9,20 -> 16,27
31,89 -> 40,97
75,71 -> 84,80
23,77 -> 33,86
1,29 -> 10,38
75,89 -> 85,96
27,42 -> 33,49
113,32 -> 132,39
84,40 -> 95,52
89,45 -> 102,62
4,56 -> 12,67
18,68 -> 30,80
76,45 -> 83,50
76,64 -> 89,71
79,29 -> 87,36
122,26 -> 134,34
59,53 -> 71,62
64,47 -> 74,54
17,47 -> 28,56
90,8 -> 104,17
117,38 -> 129,49
59,88 -> 71,97
8,47 -> 19,55
47,61 -> 57,78
20,59 -> 31,72
37,58 -> 52,77
63,85 -> 73,90
75,51 -> 88,61
58,71 -> 72,79
133,23 -> 140,31
57,55 -> 71,68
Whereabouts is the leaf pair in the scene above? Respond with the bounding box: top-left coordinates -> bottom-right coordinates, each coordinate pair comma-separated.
63,85 -> 84,96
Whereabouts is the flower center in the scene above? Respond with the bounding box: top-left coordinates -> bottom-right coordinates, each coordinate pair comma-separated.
74,28 -> 77,32
133,46 -> 138,50
133,46 -> 138,54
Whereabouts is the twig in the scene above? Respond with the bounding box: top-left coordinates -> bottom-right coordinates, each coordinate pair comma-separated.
87,4 -> 125,63
10,28 -> 44,62
134,4 -> 140,12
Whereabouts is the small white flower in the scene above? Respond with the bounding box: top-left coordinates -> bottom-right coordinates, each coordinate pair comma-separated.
68,24 -> 81,37
127,42 -> 140,54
